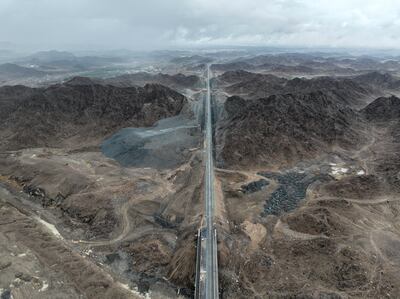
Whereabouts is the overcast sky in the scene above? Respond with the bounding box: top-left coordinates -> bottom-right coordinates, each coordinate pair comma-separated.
1,0 -> 400,51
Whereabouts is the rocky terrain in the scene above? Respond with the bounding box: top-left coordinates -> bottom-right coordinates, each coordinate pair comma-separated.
215,70 -> 400,107
18,50 -> 128,72
104,72 -> 201,91
0,50 -> 176,87
0,71 -> 204,298
211,56 -> 400,298
212,53 -> 400,77
215,92 -> 367,169
361,95 -> 400,121
1,50 -> 400,299
0,78 -> 188,151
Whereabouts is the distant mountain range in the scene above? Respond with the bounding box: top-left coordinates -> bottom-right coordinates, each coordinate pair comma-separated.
215,70 -> 398,107
0,63 -> 46,82
63,72 -> 201,91
211,53 -> 400,75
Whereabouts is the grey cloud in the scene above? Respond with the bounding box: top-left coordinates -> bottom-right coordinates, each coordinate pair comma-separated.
0,0 -> 399,51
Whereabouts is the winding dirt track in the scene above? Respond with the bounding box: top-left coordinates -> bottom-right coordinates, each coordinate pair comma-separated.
316,195 -> 400,205
350,126 -> 378,175
0,185 -> 143,298
74,173 -> 176,247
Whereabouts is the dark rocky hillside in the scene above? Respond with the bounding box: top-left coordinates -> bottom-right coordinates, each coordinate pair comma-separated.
65,72 -> 201,91
353,71 -> 400,90
216,92 -> 366,168
216,70 -> 285,86
213,53 -> 400,74
217,70 -> 373,107
211,62 -> 255,72
361,95 -> 400,121
105,72 -> 201,90
0,79 -> 187,150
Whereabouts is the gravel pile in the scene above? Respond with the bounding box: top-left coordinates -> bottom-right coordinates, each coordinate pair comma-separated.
260,171 -> 329,216
241,179 -> 269,194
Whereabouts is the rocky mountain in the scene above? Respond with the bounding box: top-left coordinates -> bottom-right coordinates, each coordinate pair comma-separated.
218,70 -> 372,106
17,50 -> 127,72
64,72 -> 201,91
337,57 -> 391,71
211,62 -> 255,72
233,53 -> 319,66
105,72 -> 201,90
24,50 -> 76,63
216,92 -> 366,168
62,76 -> 103,86
284,77 -> 371,106
265,64 -> 316,74
361,95 -> 400,121
213,54 -> 400,77
170,55 -> 212,66
353,71 -> 400,90
0,79 -> 187,150
215,70 -> 285,86
0,63 -> 46,82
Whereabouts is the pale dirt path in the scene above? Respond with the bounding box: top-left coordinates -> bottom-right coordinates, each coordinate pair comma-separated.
316,195 -> 400,205
351,133 -> 376,175
349,125 -> 389,175
215,167 -> 267,190
370,232 -> 387,262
